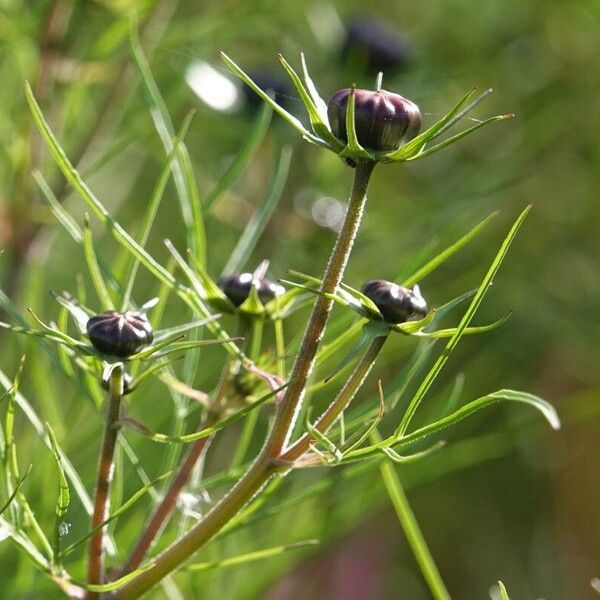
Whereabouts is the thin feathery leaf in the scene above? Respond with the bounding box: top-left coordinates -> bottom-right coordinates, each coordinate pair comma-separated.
25,82 -> 243,359
130,25 -> 205,260
122,109 -> 196,310
45,423 -> 70,567
205,102 -> 272,210
223,145 -> 292,275
60,471 -> 172,558
396,205 -> 532,436
402,211 -> 499,287
220,52 -> 314,139
119,383 -> 287,443
185,539 -> 319,571
83,215 -> 114,310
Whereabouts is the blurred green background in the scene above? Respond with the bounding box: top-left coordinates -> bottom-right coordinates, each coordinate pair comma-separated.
1,0 -> 599,598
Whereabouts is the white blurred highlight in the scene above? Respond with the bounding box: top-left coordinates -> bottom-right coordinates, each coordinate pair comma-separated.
185,61 -> 241,112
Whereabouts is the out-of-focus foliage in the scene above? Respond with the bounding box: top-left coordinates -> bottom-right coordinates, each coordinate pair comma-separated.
0,0 -> 598,598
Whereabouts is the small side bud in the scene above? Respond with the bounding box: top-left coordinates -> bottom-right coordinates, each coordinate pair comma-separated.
361,279 -> 427,323
218,273 -> 284,307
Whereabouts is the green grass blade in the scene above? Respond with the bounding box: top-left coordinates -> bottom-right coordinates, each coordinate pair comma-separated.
380,457 -> 451,600
222,145 -> 292,275
25,82 -> 243,359
220,52 -> 313,139
129,25 -> 206,261
33,171 -> 82,242
60,470 -> 172,558
497,581 -> 511,600
120,383 -> 287,443
122,109 -> 196,310
83,215 -> 114,310
396,205 -> 532,436
0,464 -> 31,517
204,101 -> 272,211
186,539 -> 319,572
45,423 -> 70,568
401,211 -> 499,286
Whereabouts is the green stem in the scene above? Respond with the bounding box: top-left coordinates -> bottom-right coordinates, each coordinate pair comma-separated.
114,160 -> 375,599
380,457 -> 451,600
117,356 -> 233,578
265,160 -> 375,456
280,334 -> 387,463
86,365 -> 124,599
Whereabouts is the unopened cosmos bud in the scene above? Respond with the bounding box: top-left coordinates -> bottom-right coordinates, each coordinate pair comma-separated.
327,87 -> 421,152
361,279 -> 427,323
86,311 -> 153,357
218,273 -> 284,308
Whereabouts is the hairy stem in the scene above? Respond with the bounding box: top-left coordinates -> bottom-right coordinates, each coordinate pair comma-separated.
281,334 -> 388,463
114,160 -> 376,599
265,160 -> 376,456
86,365 -> 124,598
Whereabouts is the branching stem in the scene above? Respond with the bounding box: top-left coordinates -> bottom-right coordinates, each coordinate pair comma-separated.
281,334 -> 388,463
114,160 -> 376,599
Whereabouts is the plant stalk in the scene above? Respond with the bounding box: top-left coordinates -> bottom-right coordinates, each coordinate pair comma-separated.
380,459 -> 451,600
86,365 -> 124,599
265,160 -> 375,456
281,334 -> 388,463
114,160 -> 375,600
117,429 -> 214,577
118,353 -> 235,577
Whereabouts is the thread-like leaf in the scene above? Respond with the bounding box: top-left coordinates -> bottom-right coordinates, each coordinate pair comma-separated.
401,211 -> 499,287
60,470 -> 172,557
130,25 -> 205,261
83,216 -> 114,310
204,102 -> 273,210
119,383 -> 287,443
223,145 -> 292,275
45,423 -> 70,567
186,539 -> 319,571
122,109 -> 196,310
25,81 -> 243,359
396,205 -> 532,436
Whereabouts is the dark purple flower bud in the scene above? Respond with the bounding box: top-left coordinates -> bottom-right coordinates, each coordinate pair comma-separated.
218,273 -> 284,308
86,311 -> 153,357
361,280 -> 427,323
327,88 -> 421,152
342,15 -> 412,74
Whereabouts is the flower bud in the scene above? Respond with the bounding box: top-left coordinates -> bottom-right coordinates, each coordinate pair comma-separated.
361,280 -> 427,323
218,273 -> 284,308
341,15 -> 411,74
86,311 -> 153,357
327,88 -> 421,152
